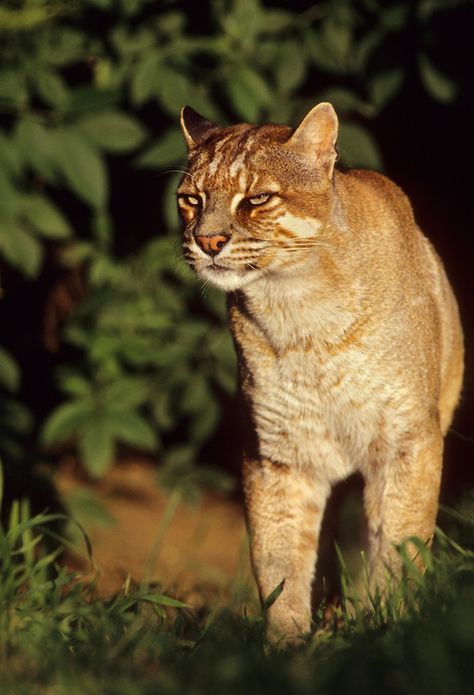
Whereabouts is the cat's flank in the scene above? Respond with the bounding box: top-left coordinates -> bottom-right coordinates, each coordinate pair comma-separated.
177,103 -> 464,645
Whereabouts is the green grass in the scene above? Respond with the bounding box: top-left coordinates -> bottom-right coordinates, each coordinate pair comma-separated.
0,486 -> 473,695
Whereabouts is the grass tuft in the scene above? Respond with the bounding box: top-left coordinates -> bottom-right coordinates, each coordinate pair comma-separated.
0,490 -> 472,694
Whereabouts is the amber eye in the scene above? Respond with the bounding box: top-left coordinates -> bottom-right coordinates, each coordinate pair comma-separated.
178,194 -> 201,207
248,193 -> 272,206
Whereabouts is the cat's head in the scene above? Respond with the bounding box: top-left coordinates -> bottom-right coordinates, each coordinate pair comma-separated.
177,103 -> 339,292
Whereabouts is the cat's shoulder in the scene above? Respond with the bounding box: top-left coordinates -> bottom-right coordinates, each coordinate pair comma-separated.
336,168 -> 415,226
339,168 -> 411,205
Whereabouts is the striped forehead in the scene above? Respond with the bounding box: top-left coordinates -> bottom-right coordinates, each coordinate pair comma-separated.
192,127 -> 264,191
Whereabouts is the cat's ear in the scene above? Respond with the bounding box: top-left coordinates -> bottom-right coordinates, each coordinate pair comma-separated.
180,106 -> 217,149
287,102 -> 339,177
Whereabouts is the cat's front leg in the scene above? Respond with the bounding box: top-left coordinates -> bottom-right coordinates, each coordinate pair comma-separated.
243,456 -> 330,646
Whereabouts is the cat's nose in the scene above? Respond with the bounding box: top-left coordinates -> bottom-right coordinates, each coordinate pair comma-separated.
195,233 -> 230,257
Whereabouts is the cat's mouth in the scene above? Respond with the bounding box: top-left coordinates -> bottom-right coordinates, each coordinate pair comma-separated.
208,263 -> 232,272
198,260 -> 261,291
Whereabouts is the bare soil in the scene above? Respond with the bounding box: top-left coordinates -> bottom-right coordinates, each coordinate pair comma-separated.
55,459 -> 254,606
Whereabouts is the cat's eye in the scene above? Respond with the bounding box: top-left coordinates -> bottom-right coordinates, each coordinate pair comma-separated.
248,193 -> 272,206
178,194 -> 201,207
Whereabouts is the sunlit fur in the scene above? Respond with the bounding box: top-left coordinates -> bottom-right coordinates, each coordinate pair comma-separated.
178,103 -> 464,646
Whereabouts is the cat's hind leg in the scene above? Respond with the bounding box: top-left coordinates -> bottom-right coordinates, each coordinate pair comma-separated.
364,427 -> 443,591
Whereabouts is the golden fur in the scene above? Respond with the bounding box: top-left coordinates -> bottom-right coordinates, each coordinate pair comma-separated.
178,103 -> 464,645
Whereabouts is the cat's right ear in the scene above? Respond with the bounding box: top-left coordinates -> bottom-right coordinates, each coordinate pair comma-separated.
287,102 -> 339,178
180,106 -> 217,149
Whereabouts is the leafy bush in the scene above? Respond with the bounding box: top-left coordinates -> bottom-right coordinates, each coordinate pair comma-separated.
0,0 -> 463,477
41,239 -> 235,475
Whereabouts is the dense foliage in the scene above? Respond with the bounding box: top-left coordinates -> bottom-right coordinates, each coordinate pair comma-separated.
0,0 -> 466,478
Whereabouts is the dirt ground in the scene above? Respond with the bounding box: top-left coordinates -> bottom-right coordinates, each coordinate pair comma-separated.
55,459 -> 255,606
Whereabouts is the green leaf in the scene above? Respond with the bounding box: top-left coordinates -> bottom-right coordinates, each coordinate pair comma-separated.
157,11 -> 185,35
0,347 -> 20,393
156,67 -> 193,117
418,54 -> 457,103
57,370 -> 92,398
60,241 -> 94,266
78,418 -> 115,477
323,16 -> 352,60
138,593 -> 188,608
92,209 -> 113,248
35,71 -> 70,109
1,399 -> 32,435
161,444 -> 194,469
263,579 -> 285,609
275,40 -> 306,92
0,168 -> 22,217
181,374 -> 212,415
52,128 -> 108,208
369,70 -> 404,110
306,19 -> 352,75
39,27 -> 86,67
0,131 -> 23,178
68,86 -> 118,114
14,119 -> 57,182
41,399 -> 93,445
102,378 -> 150,410
22,194 -> 72,239
380,3 -> 410,30
0,220 -> 43,278
107,411 -> 158,451
135,128 -> 185,168
152,391 -> 175,430
226,67 -> 271,122
0,70 -> 28,107
131,51 -> 162,106
338,122 -> 383,170
189,398 -> 220,444
65,489 -> 115,527
353,30 -> 384,72
224,0 -> 263,39
261,9 -> 293,33
76,111 -> 147,153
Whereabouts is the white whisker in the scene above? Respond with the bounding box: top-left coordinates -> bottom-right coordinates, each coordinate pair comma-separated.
163,169 -> 198,184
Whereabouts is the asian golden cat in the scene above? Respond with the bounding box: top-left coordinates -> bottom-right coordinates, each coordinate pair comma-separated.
177,102 -> 464,645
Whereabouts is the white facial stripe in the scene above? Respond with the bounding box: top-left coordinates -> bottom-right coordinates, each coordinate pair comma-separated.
230,193 -> 245,214
196,173 -> 206,189
207,158 -> 219,176
276,212 -> 322,238
229,153 -> 246,178
238,170 -> 248,190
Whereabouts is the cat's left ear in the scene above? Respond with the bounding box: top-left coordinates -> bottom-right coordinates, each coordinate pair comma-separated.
287,102 -> 339,177
180,106 -> 218,149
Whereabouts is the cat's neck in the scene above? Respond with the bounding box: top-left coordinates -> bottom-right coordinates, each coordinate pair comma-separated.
239,256 -> 364,353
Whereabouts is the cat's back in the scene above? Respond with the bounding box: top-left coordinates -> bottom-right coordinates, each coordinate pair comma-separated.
335,167 -> 463,433
335,167 -> 450,298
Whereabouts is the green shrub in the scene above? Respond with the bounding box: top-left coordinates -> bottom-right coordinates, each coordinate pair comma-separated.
0,0 -> 461,476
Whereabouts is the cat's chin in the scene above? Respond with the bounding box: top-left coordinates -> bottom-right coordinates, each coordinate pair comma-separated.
199,265 -> 260,292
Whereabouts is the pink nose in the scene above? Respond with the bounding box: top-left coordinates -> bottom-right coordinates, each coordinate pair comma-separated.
195,234 -> 230,257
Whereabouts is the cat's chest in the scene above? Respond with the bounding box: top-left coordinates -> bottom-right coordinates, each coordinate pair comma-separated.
247,341 -> 375,423
236,319 -> 384,475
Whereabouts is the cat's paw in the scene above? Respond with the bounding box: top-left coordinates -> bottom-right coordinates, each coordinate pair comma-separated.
266,616 -> 311,650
